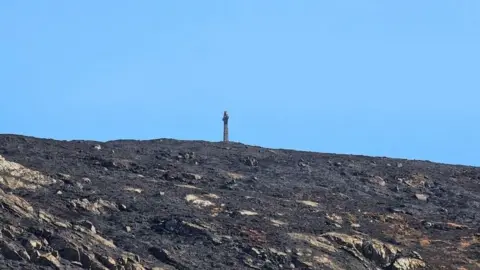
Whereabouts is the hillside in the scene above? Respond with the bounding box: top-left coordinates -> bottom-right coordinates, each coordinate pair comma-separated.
0,134 -> 478,270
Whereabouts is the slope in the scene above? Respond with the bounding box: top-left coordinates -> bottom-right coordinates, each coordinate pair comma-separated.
0,134 -> 478,270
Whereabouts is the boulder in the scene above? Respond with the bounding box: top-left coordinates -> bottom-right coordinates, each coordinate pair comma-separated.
0,240 -> 25,261
36,253 -> 62,270
392,257 -> 426,270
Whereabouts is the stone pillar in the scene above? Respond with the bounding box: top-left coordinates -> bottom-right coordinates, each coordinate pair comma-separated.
222,111 -> 229,142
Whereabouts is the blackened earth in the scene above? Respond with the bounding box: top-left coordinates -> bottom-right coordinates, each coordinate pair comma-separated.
0,134 -> 478,269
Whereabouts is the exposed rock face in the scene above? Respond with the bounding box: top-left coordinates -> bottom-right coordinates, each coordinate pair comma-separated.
392,257 -> 427,270
36,253 -> 62,269
0,155 -> 56,190
0,135 -> 479,269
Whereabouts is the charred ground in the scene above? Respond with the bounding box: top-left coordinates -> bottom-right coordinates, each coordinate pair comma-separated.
0,134 -> 478,269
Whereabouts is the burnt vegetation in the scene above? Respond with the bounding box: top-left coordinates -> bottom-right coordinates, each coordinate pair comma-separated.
0,134 -> 478,269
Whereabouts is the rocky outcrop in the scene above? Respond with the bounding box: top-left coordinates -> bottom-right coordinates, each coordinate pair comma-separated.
69,198 -> 118,214
392,257 -> 426,270
0,155 -> 56,190
322,232 -> 424,269
36,253 -> 62,270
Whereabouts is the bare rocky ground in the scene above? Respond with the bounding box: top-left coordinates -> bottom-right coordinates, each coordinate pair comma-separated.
0,134 -> 478,270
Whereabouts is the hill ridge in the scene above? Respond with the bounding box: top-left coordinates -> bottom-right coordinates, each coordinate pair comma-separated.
0,134 -> 478,269
2,133 -> 475,168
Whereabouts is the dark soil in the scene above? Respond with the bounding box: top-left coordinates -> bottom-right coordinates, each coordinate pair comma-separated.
0,134 -> 478,270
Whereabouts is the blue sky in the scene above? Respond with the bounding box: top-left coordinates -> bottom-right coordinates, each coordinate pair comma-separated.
1,1 -> 479,166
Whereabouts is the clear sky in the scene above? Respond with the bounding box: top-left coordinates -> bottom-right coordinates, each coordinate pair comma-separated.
1,1 -> 479,166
